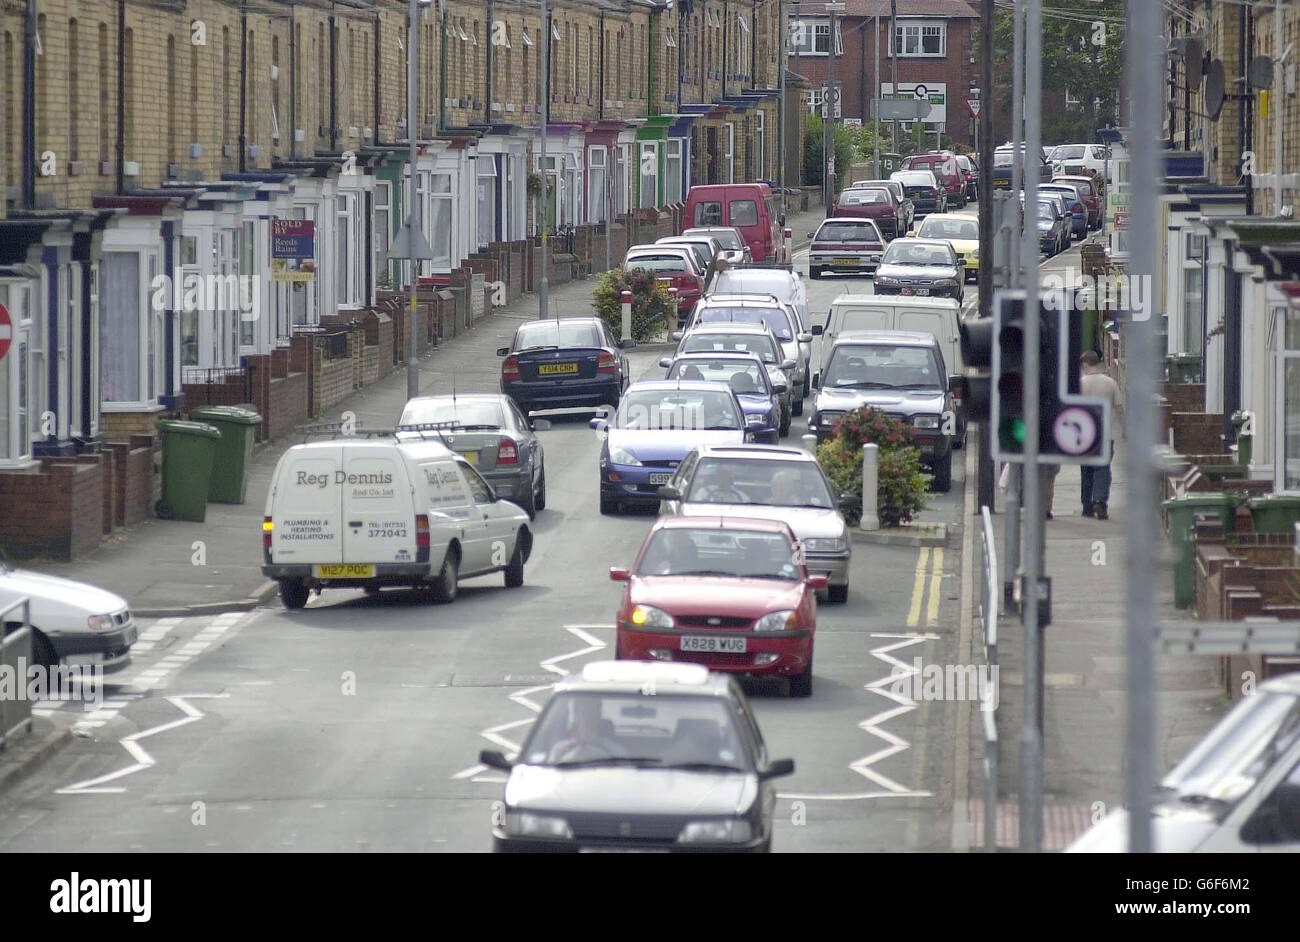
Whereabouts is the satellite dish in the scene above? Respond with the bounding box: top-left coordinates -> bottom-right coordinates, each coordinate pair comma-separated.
1249,55 -> 1274,89
1186,39 -> 1205,85
1205,59 -> 1226,122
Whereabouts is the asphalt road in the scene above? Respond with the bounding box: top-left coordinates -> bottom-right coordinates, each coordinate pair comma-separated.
0,233 -> 978,853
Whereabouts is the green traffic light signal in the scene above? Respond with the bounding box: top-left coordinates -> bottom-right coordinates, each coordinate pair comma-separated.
1011,418 -> 1027,444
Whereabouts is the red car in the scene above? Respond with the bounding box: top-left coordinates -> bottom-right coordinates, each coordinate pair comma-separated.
609,516 -> 827,697
623,245 -> 706,322
833,186 -> 905,240
1052,175 -> 1102,229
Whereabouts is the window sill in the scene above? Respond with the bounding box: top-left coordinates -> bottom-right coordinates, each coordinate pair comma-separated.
101,402 -> 164,414
0,457 -> 40,472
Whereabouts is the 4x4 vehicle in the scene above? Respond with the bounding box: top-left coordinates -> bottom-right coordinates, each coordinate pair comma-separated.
901,151 -> 966,208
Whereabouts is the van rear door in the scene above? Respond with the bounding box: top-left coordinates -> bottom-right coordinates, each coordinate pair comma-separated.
269,447 -> 345,564
898,305 -> 963,375
726,189 -> 771,262
339,449 -> 417,565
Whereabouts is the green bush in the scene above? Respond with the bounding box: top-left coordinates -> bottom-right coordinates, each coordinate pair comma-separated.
591,268 -> 675,342
877,447 -> 930,526
816,406 -> 930,527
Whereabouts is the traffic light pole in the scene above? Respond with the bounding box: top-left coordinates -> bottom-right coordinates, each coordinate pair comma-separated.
975,0 -> 996,515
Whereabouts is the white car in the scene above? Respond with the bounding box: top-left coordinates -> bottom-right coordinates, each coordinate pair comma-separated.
1049,143 -> 1109,181
0,554 -> 137,671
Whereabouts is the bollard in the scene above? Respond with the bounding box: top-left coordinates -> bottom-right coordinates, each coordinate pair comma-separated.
801,433 -> 818,455
620,289 -> 632,342
860,443 -> 880,531
784,228 -> 792,263
669,286 -> 679,328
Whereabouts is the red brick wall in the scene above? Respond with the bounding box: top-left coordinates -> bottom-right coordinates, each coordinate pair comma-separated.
0,461 -> 104,560
267,373 -> 309,441
1171,412 -> 1225,456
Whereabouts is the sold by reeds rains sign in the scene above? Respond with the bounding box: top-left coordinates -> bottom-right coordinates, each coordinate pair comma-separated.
271,219 -> 316,282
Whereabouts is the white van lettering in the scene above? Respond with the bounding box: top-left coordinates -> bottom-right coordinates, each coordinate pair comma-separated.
335,470 -> 394,486
296,471 -> 330,488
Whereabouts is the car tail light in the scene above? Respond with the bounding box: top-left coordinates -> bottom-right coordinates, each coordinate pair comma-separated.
415,514 -> 431,548
502,355 -> 521,381
932,187 -> 941,198
597,351 -> 618,374
263,516 -> 273,552
498,439 -> 518,464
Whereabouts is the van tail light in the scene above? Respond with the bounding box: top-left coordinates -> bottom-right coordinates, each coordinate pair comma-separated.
498,439 -> 519,464
502,355 -> 521,381
932,187 -> 941,199
263,517 -> 273,557
415,514 -> 430,564
597,351 -> 618,374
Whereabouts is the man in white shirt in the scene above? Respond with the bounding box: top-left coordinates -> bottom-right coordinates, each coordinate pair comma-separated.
1079,351 -> 1123,519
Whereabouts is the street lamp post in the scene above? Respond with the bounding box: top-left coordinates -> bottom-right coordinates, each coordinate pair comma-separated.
539,0 -> 550,320
824,2 -> 844,210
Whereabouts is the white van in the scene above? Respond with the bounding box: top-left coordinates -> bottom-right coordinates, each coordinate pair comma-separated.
262,438 -> 533,609
810,295 -> 967,436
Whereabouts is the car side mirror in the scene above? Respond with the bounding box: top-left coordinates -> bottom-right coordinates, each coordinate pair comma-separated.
659,357 -> 673,369
496,346 -> 510,356
781,358 -> 797,371
811,373 -> 821,390
589,417 -> 608,431
772,380 -> 788,394
807,231 -> 815,239
609,566 -> 631,581
949,375 -> 963,393
810,324 -> 824,336
656,485 -> 681,500
797,332 -> 814,344
957,257 -> 967,267
807,574 -> 829,591
671,331 -> 684,342
759,758 -> 796,780
619,338 -> 637,349
530,418 -> 552,431
479,749 -> 513,771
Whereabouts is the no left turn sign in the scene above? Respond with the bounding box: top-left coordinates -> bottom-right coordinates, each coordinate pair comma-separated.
0,303 -> 12,361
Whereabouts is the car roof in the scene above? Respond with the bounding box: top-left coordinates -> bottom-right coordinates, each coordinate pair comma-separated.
554,660 -> 733,697
916,213 -> 976,225
653,514 -> 794,535
821,216 -> 884,223
626,379 -> 737,393
694,443 -> 818,461
700,294 -> 784,306
284,438 -> 456,460
1262,673 -> 1300,696
830,293 -> 960,310
887,237 -> 954,249
517,316 -> 603,328
627,244 -> 692,254
685,321 -> 776,335
670,350 -> 765,362
834,329 -> 940,347
402,393 -> 509,405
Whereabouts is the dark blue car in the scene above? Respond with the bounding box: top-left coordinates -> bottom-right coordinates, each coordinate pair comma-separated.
497,317 -> 636,415
662,351 -> 785,444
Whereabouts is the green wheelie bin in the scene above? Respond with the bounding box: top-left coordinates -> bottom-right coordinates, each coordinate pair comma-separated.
1162,493 -> 1236,608
1248,494 -> 1300,534
189,405 -> 262,503
156,420 -> 222,522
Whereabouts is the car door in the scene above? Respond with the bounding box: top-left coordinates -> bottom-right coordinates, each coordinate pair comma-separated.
459,459 -> 518,574
508,399 -> 541,492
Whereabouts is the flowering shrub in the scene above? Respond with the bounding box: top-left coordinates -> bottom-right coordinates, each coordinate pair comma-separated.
592,268 -> 675,342
832,407 -> 914,452
817,406 -> 930,527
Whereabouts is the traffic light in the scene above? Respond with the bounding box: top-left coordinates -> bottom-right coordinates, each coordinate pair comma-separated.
991,290 -> 1111,465
958,317 -> 994,423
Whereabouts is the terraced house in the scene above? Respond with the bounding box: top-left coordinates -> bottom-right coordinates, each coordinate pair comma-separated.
0,0 -> 797,558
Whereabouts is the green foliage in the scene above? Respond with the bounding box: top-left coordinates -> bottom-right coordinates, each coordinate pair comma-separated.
877,447 -> 930,527
816,439 -> 866,526
803,112 -> 856,192
833,406 -> 914,451
591,268 -> 675,343
816,406 -> 930,528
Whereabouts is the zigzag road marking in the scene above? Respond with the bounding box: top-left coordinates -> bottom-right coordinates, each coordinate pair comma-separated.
452,625 -> 611,782
54,694 -> 231,795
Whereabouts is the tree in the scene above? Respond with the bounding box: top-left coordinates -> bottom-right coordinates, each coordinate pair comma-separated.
803,111 -> 856,193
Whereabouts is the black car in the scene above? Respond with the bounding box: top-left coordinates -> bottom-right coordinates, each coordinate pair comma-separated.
481,660 -> 796,853
497,317 -> 636,414
870,238 -> 965,303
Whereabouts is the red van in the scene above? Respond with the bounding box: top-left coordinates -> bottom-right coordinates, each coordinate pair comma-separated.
901,152 -> 966,208
682,184 -> 786,264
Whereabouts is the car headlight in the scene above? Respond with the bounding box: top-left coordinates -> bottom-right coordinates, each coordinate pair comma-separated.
874,275 -> 898,285
88,614 -> 115,630
505,812 -> 573,839
754,610 -> 798,632
678,819 -> 752,844
609,445 -> 643,467
629,604 -> 674,629
913,415 -> 941,429
803,537 -> 848,553
935,278 -> 959,287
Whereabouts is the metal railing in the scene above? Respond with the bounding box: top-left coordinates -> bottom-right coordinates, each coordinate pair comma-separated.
1,597 -> 34,750
978,505 -> 999,852
546,223 -> 576,255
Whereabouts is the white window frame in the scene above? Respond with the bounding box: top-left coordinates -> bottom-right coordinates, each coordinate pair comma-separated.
477,156 -> 498,249
891,19 -> 947,59
665,138 -> 684,204
724,123 -> 734,184
790,19 -> 837,57
639,140 -> 659,209
588,145 -> 609,224
99,248 -> 161,409
755,111 -> 765,181
807,88 -> 824,113
0,280 -> 37,466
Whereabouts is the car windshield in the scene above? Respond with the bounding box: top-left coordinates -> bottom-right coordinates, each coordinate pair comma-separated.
667,359 -> 769,395
894,173 -> 934,186
681,332 -> 779,363
514,322 -> 602,350
824,344 -> 943,389
616,388 -> 742,430
918,218 -> 978,240
521,691 -> 749,770
711,272 -> 792,300
696,306 -> 794,340
1055,145 -> 1086,159
817,223 -> 880,243
398,399 -> 505,429
635,526 -> 800,580
993,150 -> 1016,167
882,242 -> 954,266
1159,691 -> 1300,810
626,254 -> 688,273
1037,201 -> 1056,219
686,457 -> 834,508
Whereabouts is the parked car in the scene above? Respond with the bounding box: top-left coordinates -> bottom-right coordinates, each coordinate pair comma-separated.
496,316 -> 635,416
708,266 -> 811,343
871,238 -> 965,304
831,186 -> 905,240
851,179 -> 914,231
1022,194 -> 1070,256
262,439 -> 533,608
1052,174 -> 1103,228
591,380 -> 763,514
684,183 -> 785,264
1039,182 -> 1088,240
0,550 -> 137,671
1067,672 -> 1300,852
991,144 -> 1053,189
681,226 -> 752,266
662,351 -> 786,442
901,151 -> 966,208
1039,191 -> 1075,245
807,217 -> 886,280
611,517 -> 824,695
955,154 -> 978,201
807,330 -> 957,491
479,660 -> 796,852
908,213 -> 980,283
624,245 -> 707,322
656,235 -> 725,288
396,393 -> 549,519
656,443 -> 856,603
669,319 -> 796,427
1049,143 -> 1109,181
890,169 -> 947,219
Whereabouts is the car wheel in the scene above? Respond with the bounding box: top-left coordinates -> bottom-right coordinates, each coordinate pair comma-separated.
30,629 -> 57,669
789,659 -> 814,698
534,468 -> 547,512
519,476 -> 537,520
600,495 -> 618,515
931,452 -> 953,492
279,579 -> 310,610
792,396 -> 804,417
803,375 -> 812,399
504,536 -> 526,588
780,410 -> 791,436
827,583 -> 849,604
430,547 -> 459,603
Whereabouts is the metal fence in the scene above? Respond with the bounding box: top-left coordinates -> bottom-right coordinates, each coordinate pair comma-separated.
547,223 -> 577,255
181,366 -> 251,405
1,597 -> 34,751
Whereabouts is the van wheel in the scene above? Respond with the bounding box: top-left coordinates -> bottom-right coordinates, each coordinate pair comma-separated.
534,469 -> 547,512
430,549 -> 459,603
504,539 -> 526,588
810,267 -> 822,280
827,584 -> 849,604
30,629 -> 57,669
280,579 -> 310,610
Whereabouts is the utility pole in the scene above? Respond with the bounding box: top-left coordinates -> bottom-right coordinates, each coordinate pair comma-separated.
975,0 -> 995,512
890,0 -> 897,153
873,5 -> 881,178
539,0 -> 550,319
1010,0 -> 1025,286
779,0 -> 788,221
1275,1 -> 1286,216
1125,0 -> 1162,857
406,0 -> 419,399
825,3 -> 844,210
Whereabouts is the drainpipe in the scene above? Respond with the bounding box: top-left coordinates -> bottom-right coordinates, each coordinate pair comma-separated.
750,5 -> 755,88
22,0 -> 37,206
239,0 -> 247,172
1238,1 -> 1251,216
722,1 -> 728,100
374,12 -> 382,143
290,8 -> 297,159
599,11 -> 605,119
329,13 -> 338,151
116,0 -> 125,194
485,0 -> 494,125
439,6 -> 447,132
676,7 -> 683,110
649,12 -> 655,116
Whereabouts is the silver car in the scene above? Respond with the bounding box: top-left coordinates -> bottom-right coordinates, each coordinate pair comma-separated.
656,444 -> 855,603
681,226 -> 752,266
397,393 -> 549,519
706,269 -> 813,399
668,322 -> 796,431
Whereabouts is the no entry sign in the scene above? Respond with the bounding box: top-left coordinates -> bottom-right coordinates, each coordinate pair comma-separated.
0,302 -> 12,361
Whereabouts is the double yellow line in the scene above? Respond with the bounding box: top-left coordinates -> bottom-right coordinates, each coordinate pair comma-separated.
906,547 -> 945,628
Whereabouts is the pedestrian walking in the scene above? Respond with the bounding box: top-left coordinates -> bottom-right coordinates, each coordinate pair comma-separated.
1079,350 -> 1123,519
